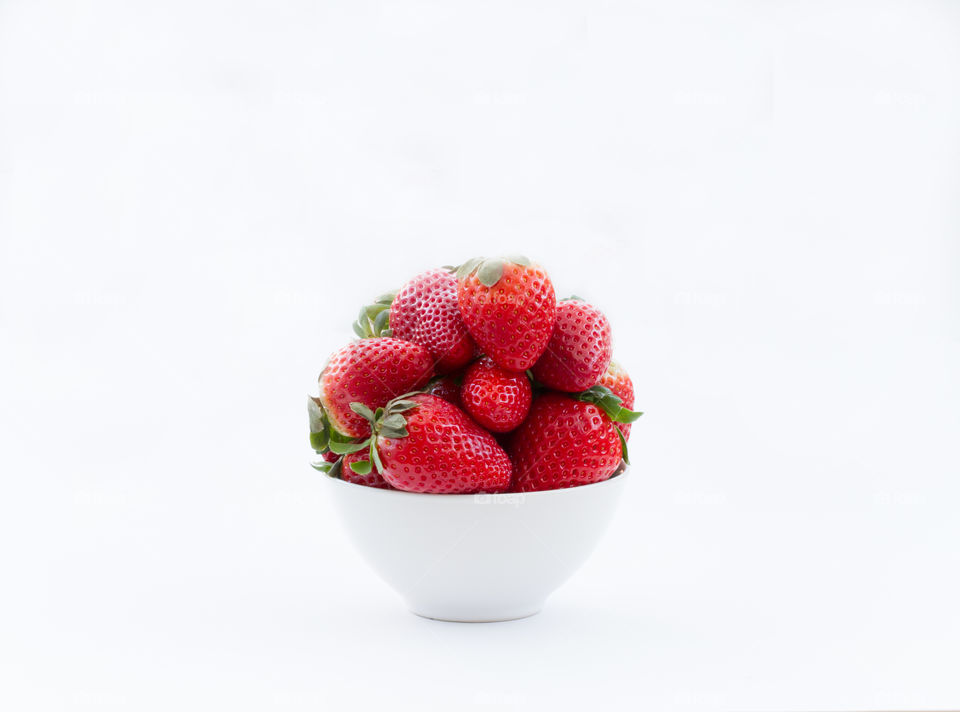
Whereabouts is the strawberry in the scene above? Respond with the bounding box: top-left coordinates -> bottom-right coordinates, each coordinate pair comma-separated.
315,338 -> 434,440
531,298 -> 612,392
598,360 -> 635,441
309,443 -> 392,489
340,451 -> 392,489
459,356 -> 532,433
342,393 -> 512,494
455,256 -> 556,371
424,373 -> 463,404
509,388 -> 641,492
375,269 -> 477,374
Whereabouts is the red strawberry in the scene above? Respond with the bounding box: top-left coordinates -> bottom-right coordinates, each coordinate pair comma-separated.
316,338 -> 434,439
346,393 -> 512,494
509,389 -> 641,492
382,269 -> 476,374
459,356 -> 532,433
455,256 -> 556,371
532,299 -> 612,392
598,360 -> 635,441
424,373 -> 463,404
340,451 -> 392,489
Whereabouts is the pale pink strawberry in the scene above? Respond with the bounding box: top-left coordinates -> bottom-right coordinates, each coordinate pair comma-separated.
377,269 -> 476,374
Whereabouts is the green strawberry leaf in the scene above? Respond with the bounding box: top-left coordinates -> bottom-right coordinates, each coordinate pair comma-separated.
309,431 -> 328,452
389,400 -> 419,412
329,438 -> 371,455
370,443 -> 384,473
380,413 -> 406,430
328,427 -> 357,443
505,254 -> 531,266
308,397 -> 329,452
616,427 -> 630,465
390,391 -> 423,401
349,458 -> 373,475
311,460 -> 333,473
363,303 -> 388,318
576,384 -> 643,424
349,402 -> 376,421
307,396 -> 325,430
378,425 -> 408,439
328,457 -> 343,479
373,308 -> 390,333
455,256 -> 484,280
352,296 -> 395,338
612,406 -> 643,423
477,258 -> 505,287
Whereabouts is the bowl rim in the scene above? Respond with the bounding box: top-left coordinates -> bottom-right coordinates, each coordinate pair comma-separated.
320,466 -> 630,500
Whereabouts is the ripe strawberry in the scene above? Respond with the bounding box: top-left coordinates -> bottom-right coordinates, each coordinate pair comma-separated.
509,389 -> 641,492
459,356 -> 532,433
345,393 -> 512,494
424,373 -> 463,404
455,256 -> 556,371
598,360 -> 635,441
380,269 -> 477,374
532,298 -> 612,392
340,451 -> 392,489
316,338 -> 434,440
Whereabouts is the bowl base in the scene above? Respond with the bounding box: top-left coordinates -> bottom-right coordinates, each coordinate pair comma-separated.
408,602 -> 543,623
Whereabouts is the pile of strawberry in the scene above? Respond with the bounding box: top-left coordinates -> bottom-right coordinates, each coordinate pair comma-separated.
308,256 -> 641,494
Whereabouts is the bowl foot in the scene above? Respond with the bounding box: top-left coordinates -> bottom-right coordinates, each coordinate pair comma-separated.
407,602 -> 543,623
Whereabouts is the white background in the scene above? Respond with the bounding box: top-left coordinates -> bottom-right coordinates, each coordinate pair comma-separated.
2,1 -> 959,710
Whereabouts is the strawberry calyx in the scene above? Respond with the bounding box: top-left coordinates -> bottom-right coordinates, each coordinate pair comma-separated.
335,392 -> 423,475
308,395 -> 360,478
574,384 -> 643,465
575,384 -> 642,424
308,396 -> 332,453
453,255 -> 532,288
310,456 -> 343,478
308,395 -> 341,475
352,292 -> 395,339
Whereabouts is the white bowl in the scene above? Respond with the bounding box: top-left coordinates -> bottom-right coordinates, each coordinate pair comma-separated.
322,469 -> 628,622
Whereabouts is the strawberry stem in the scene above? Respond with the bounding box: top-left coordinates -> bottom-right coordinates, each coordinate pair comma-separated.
575,384 -> 643,424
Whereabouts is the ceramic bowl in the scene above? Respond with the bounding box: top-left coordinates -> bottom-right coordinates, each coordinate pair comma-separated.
322,469 -> 628,622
